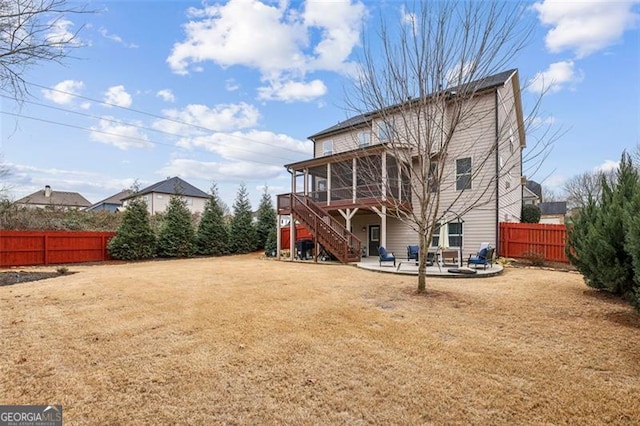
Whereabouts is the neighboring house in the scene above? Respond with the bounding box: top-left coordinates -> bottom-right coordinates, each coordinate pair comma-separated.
121,177 -> 209,215
277,69 -> 526,263
523,180 -> 542,205
538,201 -> 567,224
15,185 -> 91,210
87,189 -> 133,213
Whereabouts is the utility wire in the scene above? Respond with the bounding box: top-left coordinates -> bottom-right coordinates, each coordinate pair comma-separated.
0,110 -> 289,168
26,81 -> 309,156
0,94 -> 302,163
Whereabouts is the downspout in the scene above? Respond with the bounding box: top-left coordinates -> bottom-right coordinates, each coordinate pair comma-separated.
494,90 -> 500,253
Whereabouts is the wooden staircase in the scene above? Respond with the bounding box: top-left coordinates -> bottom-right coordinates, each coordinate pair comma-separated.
289,193 -> 361,263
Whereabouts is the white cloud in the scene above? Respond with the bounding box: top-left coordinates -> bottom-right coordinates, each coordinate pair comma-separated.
46,18 -> 79,46
6,163 -> 136,203
401,5 -> 417,27
533,0 -> 640,58
167,0 -> 365,102
156,89 -> 176,103
90,116 -> 153,150
594,160 -> 619,173
99,28 -> 138,48
104,85 -> 132,108
159,158 -> 283,182
154,103 -> 260,135
225,79 -> 240,91
176,130 -> 311,165
528,60 -> 583,94
257,79 -> 327,102
42,80 -> 84,105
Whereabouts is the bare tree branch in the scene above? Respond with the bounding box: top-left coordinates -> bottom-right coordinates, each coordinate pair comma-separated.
0,0 -> 91,100
341,2 -> 557,292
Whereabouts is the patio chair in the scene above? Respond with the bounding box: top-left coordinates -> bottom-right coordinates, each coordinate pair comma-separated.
467,245 -> 495,269
378,246 -> 396,267
407,245 -> 419,261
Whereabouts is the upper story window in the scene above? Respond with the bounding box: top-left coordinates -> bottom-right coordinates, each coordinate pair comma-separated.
323,140 -> 333,156
377,120 -> 394,142
456,157 -> 472,191
358,132 -> 371,147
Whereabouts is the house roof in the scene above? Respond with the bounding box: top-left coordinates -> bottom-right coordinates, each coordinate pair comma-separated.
539,201 -> 567,215
16,188 -> 91,207
309,69 -> 518,140
122,177 -> 209,200
88,189 -> 134,209
525,180 -> 542,199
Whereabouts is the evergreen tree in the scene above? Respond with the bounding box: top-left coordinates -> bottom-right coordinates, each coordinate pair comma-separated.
265,226 -> 277,257
255,186 -> 277,250
625,187 -> 640,309
108,197 -> 156,260
196,183 -> 229,256
229,184 -> 257,253
157,193 -> 196,257
567,152 -> 639,300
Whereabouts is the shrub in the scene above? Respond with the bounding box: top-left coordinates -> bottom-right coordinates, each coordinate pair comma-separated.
521,250 -> 545,267
265,227 -> 277,257
108,197 -> 156,260
521,204 -> 541,223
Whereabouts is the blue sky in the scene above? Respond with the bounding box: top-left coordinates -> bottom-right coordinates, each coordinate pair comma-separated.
1,0 -> 639,208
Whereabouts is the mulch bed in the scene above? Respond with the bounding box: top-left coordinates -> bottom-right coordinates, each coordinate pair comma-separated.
0,271 -> 69,287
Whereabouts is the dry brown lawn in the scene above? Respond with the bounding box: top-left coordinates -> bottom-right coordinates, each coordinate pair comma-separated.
1,254 -> 639,425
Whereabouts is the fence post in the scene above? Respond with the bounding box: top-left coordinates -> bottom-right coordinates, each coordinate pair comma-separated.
43,234 -> 48,265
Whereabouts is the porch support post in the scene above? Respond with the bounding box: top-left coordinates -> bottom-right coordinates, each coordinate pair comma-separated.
352,157 -> 357,203
289,172 -> 296,261
370,206 -> 388,250
338,207 -> 359,232
381,151 -> 387,201
276,213 -> 281,260
327,163 -> 332,206
303,169 -> 309,196
291,169 -> 296,194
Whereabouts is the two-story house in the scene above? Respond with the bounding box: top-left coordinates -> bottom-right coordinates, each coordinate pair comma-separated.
277,69 -> 526,263
121,177 -> 209,215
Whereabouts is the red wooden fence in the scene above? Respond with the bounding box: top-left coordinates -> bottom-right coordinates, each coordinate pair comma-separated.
0,230 -> 116,268
280,225 -> 313,250
499,222 -> 568,263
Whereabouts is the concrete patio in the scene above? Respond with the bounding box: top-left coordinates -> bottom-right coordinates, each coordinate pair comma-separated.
356,256 -> 503,278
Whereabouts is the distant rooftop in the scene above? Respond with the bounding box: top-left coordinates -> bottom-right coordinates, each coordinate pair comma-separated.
122,177 -> 209,200
15,186 -> 91,208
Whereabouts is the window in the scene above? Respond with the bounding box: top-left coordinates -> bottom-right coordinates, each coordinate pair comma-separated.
428,161 -> 439,193
448,222 -> 463,247
431,224 -> 440,247
358,132 -> 371,147
323,140 -> 333,156
456,157 -> 472,191
377,120 -> 394,142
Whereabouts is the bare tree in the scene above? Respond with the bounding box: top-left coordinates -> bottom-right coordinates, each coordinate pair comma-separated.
345,2 -> 554,292
0,0 -> 89,99
563,170 -> 616,210
0,157 -> 10,199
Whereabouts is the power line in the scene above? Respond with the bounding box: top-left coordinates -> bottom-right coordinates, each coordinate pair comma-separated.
26,81 -> 310,156
0,110 -> 291,168
0,94 -> 302,163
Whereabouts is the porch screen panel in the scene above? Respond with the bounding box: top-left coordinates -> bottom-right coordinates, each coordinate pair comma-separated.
356,155 -> 382,199
331,161 -> 353,201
